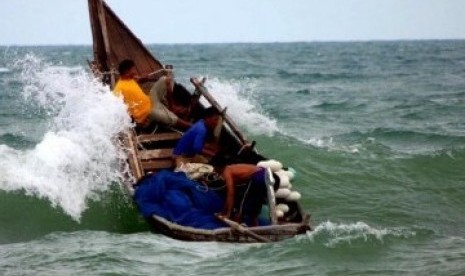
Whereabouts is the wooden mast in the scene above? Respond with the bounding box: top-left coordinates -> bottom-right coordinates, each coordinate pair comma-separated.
88,0 -> 108,72
87,0 -> 164,81
96,0 -> 115,87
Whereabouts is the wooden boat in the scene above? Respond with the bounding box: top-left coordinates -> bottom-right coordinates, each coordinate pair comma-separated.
87,0 -> 311,243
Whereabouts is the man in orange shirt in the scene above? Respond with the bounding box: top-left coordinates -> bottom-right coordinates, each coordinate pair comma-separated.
113,60 -> 152,126
113,59 -> 191,130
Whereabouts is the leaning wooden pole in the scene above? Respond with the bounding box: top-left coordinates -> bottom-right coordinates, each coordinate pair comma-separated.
215,214 -> 271,243
190,77 -> 248,146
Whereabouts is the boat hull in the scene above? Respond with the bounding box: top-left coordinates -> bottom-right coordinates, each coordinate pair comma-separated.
148,215 -> 311,243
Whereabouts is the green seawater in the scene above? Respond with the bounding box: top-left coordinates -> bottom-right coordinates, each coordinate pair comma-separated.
1,41 -> 465,275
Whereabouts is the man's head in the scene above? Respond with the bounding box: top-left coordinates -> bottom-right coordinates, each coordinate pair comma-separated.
118,59 -> 136,78
164,64 -> 174,76
202,107 -> 222,130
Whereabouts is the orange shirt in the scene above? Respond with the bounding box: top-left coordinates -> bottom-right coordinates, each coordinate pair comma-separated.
113,79 -> 152,124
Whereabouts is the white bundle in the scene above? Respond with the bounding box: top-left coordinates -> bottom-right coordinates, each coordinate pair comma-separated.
285,191 -> 301,202
284,168 -> 296,180
261,160 -> 302,220
276,203 -> 289,213
257,159 -> 283,172
275,188 -> 291,198
275,170 -> 291,189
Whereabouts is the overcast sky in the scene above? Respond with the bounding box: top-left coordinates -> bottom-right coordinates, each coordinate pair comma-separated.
1,0 -> 464,45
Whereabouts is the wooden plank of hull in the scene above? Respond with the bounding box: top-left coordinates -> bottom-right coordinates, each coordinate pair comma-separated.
136,132 -> 180,172
141,160 -> 174,171
149,215 -> 310,243
139,149 -> 173,160
216,214 -> 271,242
137,132 -> 182,144
121,130 -> 144,181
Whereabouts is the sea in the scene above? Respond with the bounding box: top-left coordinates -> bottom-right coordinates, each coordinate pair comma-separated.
0,40 -> 464,275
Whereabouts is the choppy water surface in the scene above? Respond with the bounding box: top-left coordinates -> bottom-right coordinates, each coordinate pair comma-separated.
1,40 -> 464,275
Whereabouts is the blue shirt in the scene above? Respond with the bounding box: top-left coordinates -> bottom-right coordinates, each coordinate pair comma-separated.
173,120 -> 207,156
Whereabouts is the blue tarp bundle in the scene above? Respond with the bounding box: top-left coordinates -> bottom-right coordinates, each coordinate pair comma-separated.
133,170 -> 227,230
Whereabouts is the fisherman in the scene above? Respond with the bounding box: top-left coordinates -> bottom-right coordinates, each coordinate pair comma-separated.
172,107 -> 222,167
113,59 -> 152,128
218,163 -> 279,226
113,59 -> 191,131
147,64 -> 192,129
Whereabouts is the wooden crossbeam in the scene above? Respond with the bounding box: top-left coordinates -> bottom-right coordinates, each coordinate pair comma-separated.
139,148 -> 173,160
141,159 -> 174,170
137,132 -> 182,144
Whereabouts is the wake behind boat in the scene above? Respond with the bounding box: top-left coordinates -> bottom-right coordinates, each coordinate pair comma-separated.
87,0 -> 311,243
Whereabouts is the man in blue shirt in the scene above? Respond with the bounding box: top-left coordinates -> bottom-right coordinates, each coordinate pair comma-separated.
173,107 -> 222,167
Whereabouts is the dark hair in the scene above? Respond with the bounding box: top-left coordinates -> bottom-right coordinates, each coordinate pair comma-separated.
118,59 -> 135,75
202,107 -> 221,118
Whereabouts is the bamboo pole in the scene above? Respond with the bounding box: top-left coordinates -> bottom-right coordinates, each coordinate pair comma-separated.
190,77 -> 248,145
215,214 -> 271,243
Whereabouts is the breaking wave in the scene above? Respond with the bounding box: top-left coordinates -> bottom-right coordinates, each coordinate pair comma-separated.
304,221 -> 416,247
0,54 -> 132,221
202,77 -> 279,136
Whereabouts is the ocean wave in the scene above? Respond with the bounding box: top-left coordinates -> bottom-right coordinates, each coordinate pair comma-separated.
310,100 -> 368,111
292,126 -> 465,157
0,54 -> 132,221
293,134 -> 365,154
277,70 -> 365,83
0,231 -> 251,275
0,133 -> 37,149
302,221 -> 416,248
364,128 -> 465,155
203,77 -> 279,136
0,67 -> 10,74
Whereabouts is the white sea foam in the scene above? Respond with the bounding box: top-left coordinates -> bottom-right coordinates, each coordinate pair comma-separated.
0,54 -> 132,221
202,77 -> 279,136
195,77 -> 366,154
0,67 -> 10,73
191,76 -> 364,154
198,76 -> 367,153
299,136 -> 363,153
304,221 -> 415,247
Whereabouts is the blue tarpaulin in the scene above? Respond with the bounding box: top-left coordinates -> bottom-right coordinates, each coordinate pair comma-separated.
133,170 -> 227,230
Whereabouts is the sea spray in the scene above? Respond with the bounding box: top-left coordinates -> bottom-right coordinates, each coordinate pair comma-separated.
0,55 -> 132,221
199,77 -> 369,153
203,77 -> 279,136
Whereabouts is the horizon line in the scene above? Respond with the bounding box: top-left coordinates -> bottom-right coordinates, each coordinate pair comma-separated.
1,37 -> 465,48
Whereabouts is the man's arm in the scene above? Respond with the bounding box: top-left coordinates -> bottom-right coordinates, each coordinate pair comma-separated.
221,164 -> 260,219
164,75 -> 175,108
135,68 -> 172,83
222,166 -> 235,218
201,143 -> 217,157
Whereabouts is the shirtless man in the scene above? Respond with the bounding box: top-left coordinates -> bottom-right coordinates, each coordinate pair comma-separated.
220,164 -> 272,225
